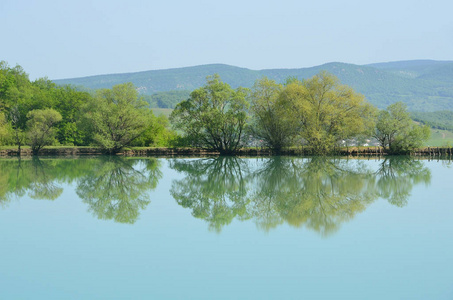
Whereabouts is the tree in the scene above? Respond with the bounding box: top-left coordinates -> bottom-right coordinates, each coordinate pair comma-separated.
0,112 -> 9,145
26,108 -> 62,155
170,74 -> 249,155
130,114 -> 178,147
283,72 -> 376,154
52,85 -> 92,146
374,102 -> 430,153
9,106 -> 26,154
249,77 -> 299,151
87,83 -> 153,154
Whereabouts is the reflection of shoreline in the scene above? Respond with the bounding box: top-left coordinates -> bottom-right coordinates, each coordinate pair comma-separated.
0,156 -> 437,230
170,157 -> 432,235
0,157 -> 163,224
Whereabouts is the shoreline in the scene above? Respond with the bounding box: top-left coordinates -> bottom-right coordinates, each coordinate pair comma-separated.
1,146 -> 452,157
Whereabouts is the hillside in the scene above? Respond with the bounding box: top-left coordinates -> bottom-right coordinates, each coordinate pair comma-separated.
54,60 -> 453,111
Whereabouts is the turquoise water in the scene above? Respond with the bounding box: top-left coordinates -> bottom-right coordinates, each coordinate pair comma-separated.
0,156 -> 452,299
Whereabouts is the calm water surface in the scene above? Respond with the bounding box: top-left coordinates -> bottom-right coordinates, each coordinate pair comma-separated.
0,156 -> 452,299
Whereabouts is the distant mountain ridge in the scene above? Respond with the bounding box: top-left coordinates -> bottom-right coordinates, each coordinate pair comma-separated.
53,60 -> 453,111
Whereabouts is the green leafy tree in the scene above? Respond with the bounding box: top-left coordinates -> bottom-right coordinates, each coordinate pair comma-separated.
9,106 -> 26,153
53,85 -> 92,146
26,108 -> 62,155
374,102 -> 430,153
249,77 -> 299,151
282,72 -> 377,154
130,114 -> 178,147
170,74 -> 249,154
87,83 -> 153,153
0,112 -> 9,145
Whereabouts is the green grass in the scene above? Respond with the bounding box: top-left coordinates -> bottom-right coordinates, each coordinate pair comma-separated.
426,128 -> 453,147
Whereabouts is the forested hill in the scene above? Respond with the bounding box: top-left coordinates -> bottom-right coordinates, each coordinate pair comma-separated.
53,60 -> 453,111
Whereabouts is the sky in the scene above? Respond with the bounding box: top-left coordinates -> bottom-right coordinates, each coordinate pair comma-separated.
1,0 -> 453,80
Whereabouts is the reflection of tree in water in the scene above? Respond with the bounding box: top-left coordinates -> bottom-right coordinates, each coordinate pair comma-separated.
375,157 -> 431,207
76,157 -> 162,224
170,156 -> 432,236
250,157 -> 377,236
27,158 -> 63,200
170,157 -> 251,232
0,158 -> 63,205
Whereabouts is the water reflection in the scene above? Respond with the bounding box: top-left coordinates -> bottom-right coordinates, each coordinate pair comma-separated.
170,158 -> 251,232
170,156 -> 432,235
375,157 -> 431,207
0,157 -> 162,224
0,156 -> 435,230
0,158 -> 65,204
76,157 -> 162,224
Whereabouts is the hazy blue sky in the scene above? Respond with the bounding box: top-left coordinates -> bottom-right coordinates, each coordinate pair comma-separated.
2,0 -> 452,80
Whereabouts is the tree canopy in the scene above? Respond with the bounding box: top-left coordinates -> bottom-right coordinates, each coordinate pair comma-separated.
87,83 -> 156,153
374,102 -> 430,153
281,72 -> 377,154
249,77 -> 299,151
26,108 -> 62,155
170,74 -> 249,154
0,61 -> 441,155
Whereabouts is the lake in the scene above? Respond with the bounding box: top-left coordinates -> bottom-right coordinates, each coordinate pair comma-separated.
0,156 -> 452,299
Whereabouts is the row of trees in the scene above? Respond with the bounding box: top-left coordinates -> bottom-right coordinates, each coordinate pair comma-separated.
0,62 -> 176,154
171,73 -> 430,154
1,61 -> 430,155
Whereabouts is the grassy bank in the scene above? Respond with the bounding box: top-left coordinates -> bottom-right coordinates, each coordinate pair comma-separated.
427,128 -> 453,147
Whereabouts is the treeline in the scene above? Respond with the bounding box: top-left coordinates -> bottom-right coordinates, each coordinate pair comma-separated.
0,62 -> 431,155
0,61 -> 177,154
170,73 -> 430,155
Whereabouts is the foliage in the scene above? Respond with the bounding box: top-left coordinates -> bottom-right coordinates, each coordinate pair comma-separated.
1,61 -> 92,147
283,72 -> 377,154
249,77 -> 299,151
130,114 -> 179,147
375,102 -> 431,153
170,74 -> 249,154
26,108 -> 62,155
0,112 -> 9,145
87,83 -> 153,153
